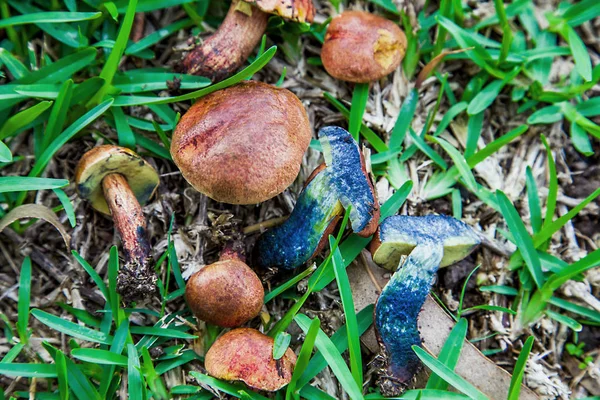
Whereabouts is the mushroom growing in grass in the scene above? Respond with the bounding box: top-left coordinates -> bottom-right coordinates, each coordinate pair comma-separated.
171,81 -> 311,205
205,328 -> 296,392
185,244 -> 264,328
182,0 -> 315,81
321,11 -> 407,140
75,145 -> 159,300
369,215 -> 481,396
254,126 -> 379,270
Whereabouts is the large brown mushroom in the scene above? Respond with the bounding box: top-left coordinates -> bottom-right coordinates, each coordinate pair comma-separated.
75,145 -> 159,300
182,0 -> 315,81
185,245 -> 264,328
205,328 -> 296,391
321,11 -> 407,83
171,81 -> 312,204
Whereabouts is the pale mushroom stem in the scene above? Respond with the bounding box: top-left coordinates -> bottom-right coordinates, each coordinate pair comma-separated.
182,0 -> 269,81
102,173 -> 156,298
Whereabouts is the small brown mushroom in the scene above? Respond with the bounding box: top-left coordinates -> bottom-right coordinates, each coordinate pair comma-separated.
75,145 -> 159,300
185,246 -> 264,328
321,11 -> 407,83
171,81 -> 311,204
183,0 -> 315,81
205,328 -> 296,391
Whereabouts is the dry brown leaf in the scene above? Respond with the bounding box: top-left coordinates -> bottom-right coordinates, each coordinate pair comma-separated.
0,204 -> 71,249
347,254 -> 540,400
416,48 -> 472,89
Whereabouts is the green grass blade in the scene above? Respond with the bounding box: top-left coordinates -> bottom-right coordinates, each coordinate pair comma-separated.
91,0 -> 138,104
286,317 -> 320,399
0,140 -> 12,162
72,250 -> 109,300
429,136 -> 477,192
0,101 -> 53,140
55,350 -> 69,400
126,19 -> 194,55
16,257 -> 31,344
349,83 -> 369,141
412,346 -> 488,400
273,332 -> 292,360
294,314 -> 364,400
0,11 -> 101,28
330,236 -> 363,388
425,318 -> 468,390
496,190 -> 545,288
549,297 -> 600,323
31,309 -> 112,344
507,336 -> 534,400
390,88 -> 418,149
71,349 -> 128,366
545,309 -> 582,331
112,107 -> 136,149
525,167 -> 542,234
566,25 -> 592,81
128,344 -> 145,400
0,363 -> 57,378
43,79 -> 74,150
53,189 -> 76,228
113,46 -> 277,106
540,135 -> 557,229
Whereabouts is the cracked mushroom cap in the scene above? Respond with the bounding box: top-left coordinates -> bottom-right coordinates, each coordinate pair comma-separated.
245,0 -> 316,23
321,11 -> 407,83
185,259 -> 264,328
171,81 -> 312,204
205,328 -> 297,391
74,145 -> 159,215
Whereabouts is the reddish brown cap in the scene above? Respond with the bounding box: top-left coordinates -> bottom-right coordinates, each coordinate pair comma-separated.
185,259 -> 264,328
244,0 -> 315,23
171,81 -> 312,204
321,11 -> 407,83
205,328 -> 296,391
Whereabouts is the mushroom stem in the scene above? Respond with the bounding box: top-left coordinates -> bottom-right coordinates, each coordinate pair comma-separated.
102,173 -> 156,298
254,126 -> 379,270
182,0 -> 269,81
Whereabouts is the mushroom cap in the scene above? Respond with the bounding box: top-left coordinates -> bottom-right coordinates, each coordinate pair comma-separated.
185,259 -> 264,328
74,145 -> 159,215
321,11 -> 407,83
245,0 -> 315,23
369,214 -> 481,271
171,81 -> 312,204
205,328 -> 297,391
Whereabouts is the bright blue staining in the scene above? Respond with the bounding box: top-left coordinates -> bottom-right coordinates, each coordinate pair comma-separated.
319,126 -> 376,233
376,243 -> 444,384
255,170 -> 339,269
255,126 -> 378,270
379,214 -> 478,244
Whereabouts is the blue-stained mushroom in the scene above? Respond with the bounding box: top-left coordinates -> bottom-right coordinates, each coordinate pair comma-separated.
369,214 -> 481,396
75,145 -> 160,301
254,126 -> 380,270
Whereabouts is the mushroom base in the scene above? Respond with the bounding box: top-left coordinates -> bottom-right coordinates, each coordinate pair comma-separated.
102,173 -> 157,300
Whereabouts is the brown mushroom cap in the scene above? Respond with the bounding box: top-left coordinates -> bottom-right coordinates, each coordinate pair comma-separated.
321,11 -> 407,83
245,0 -> 316,23
185,259 -> 264,327
171,81 -> 312,204
74,145 -> 159,215
205,328 -> 296,391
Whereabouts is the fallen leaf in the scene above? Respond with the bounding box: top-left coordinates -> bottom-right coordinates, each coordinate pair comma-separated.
347,254 -> 540,400
0,204 -> 71,249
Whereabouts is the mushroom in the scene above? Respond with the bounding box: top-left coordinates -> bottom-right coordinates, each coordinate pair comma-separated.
369,214 -> 481,396
205,328 -> 296,392
171,81 -> 312,205
254,126 -> 379,270
182,0 -> 315,81
185,244 -> 264,328
321,11 -> 407,139
75,145 -> 159,300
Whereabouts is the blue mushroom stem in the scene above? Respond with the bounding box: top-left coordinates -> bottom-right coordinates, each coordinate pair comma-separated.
375,242 -> 443,396
254,126 -> 379,270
